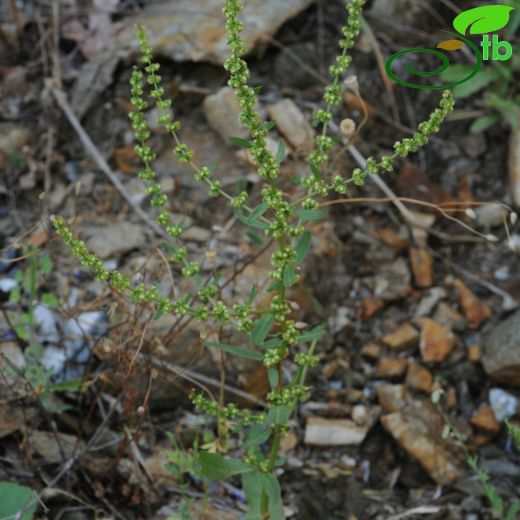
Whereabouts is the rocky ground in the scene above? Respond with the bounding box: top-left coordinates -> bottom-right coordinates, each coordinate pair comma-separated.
1,0 -> 520,518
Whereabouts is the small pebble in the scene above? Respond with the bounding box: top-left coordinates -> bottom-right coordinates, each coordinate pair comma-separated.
489,388 -> 518,422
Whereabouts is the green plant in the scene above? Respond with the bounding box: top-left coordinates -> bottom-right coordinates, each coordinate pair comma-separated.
433,390 -> 520,520
0,481 -> 37,520
505,418 -> 520,450
51,0 -> 455,517
4,247 -> 84,411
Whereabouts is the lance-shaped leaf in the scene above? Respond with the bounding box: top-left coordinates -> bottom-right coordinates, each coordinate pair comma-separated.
453,5 -> 515,35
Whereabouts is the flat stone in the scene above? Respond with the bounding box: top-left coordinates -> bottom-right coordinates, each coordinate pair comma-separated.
83,221 -> 147,259
203,87 -> 249,141
375,357 -> 408,379
452,278 -> 491,330
483,309 -> 520,385
409,247 -> 433,288
267,98 -> 314,156
406,360 -> 433,393
382,323 -> 419,351
72,0 -> 313,117
380,399 -> 461,485
420,318 -> 455,363
117,0 -> 313,64
470,404 -> 500,435
304,416 -> 368,446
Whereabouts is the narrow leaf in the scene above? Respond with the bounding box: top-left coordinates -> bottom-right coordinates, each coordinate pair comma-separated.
268,367 -> 279,390
276,140 -> 286,163
205,341 -> 263,361
283,266 -> 296,288
246,285 -> 257,306
243,425 -> 272,449
236,210 -> 268,230
295,208 -> 328,222
268,405 -> 291,425
229,136 -> 252,149
260,474 -> 285,520
299,323 -> 325,342
242,471 -> 264,520
197,452 -> 251,481
470,113 -> 500,133
294,231 -> 312,263
251,314 -> 275,346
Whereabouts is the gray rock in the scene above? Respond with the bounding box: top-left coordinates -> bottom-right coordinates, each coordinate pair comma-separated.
483,309 -> 520,385
83,221 -> 147,259
72,0 -> 313,117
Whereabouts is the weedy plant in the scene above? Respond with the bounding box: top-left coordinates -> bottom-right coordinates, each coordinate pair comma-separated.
51,0 -> 455,517
4,247 -> 72,411
433,390 -> 520,520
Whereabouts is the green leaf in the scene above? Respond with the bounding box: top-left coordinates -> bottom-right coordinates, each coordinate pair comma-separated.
261,338 -> 283,350
263,120 -> 277,131
267,367 -> 279,390
8,286 -> 21,304
47,379 -> 88,393
453,5 -> 515,35
310,163 -> 322,179
236,210 -> 268,230
38,255 -> 53,275
505,499 -> 520,520
439,64 -> 474,82
299,324 -> 325,342
197,452 -> 251,481
470,113 -> 500,133
268,405 -> 291,425
275,140 -> 286,163
294,231 -> 312,263
260,474 -> 285,520
246,285 -> 257,306
486,93 -> 520,128
243,425 -> 272,449
205,341 -> 263,361
251,314 -> 275,346
451,68 -> 501,98
246,230 -> 264,245
282,266 -> 296,288
0,482 -> 37,520
236,203 -> 269,230
295,208 -> 328,222
242,471 -> 263,520
40,292 -> 58,306
229,136 -> 252,149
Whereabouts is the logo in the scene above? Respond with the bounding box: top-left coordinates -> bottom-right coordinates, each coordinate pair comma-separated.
386,4 -> 516,89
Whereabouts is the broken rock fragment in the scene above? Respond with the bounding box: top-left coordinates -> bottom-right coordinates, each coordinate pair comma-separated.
420,318 -> 455,363
380,398 -> 461,485
452,278 -> 491,330
382,323 -> 419,351
482,308 -> 520,385
267,98 -> 314,156
304,416 -> 368,446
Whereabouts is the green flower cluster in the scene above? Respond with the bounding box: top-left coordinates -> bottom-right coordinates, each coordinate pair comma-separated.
333,90 -> 455,191
310,0 -> 367,170
191,392 -> 266,426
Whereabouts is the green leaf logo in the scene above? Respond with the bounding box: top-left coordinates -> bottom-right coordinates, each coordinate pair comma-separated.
453,5 -> 515,35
